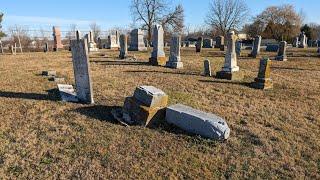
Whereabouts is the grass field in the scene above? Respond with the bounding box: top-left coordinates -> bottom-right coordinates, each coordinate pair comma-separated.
0,47 -> 319,179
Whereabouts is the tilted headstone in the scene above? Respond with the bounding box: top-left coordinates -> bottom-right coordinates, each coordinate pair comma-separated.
299,32 -> 307,48
252,57 -> 273,90
129,29 -> 147,51
215,36 -> 224,49
149,24 -> 166,66
203,39 -> 213,48
166,35 -> 183,69
235,40 -> 242,58
203,59 -> 212,76
166,104 -> 231,140
275,41 -> 287,61
196,37 -> 203,52
216,31 -> 243,80
52,26 -> 63,51
70,31 -> 94,104
249,35 -> 262,58
293,37 -> 299,47
44,42 -> 49,52
119,34 -> 128,59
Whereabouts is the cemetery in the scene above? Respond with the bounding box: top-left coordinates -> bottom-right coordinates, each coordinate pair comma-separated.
0,0 -> 319,179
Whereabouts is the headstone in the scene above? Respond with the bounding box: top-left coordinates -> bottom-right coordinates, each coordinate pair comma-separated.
166,35 -> 183,69
115,30 -> 120,46
203,59 -> 212,76
215,36 -> 224,49
107,35 -> 119,49
49,77 -> 65,83
44,42 -> 49,52
129,29 -> 147,51
266,44 -> 279,52
275,41 -> 287,61
57,84 -> 78,102
235,40 -> 242,58
70,31 -> 94,104
149,25 -> 166,66
123,86 -> 168,126
14,43 -> 17,54
299,32 -> 307,48
97,37 -> 102,49
52,26 -> 63,51
42,70 -> 56,77
203,39 -> 213,48
216,31 -> 243,80
166,104 -> 230,140
317,40 -> 320,47
252,57 -> 273,90
196,37 -> 203,52
88,31 -> 98,52
249,35 -> 262,58
293,37 -> 299,47
0,41 -> 3,54
119,34 -> 128,59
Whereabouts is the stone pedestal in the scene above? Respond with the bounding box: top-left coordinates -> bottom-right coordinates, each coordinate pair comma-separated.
166,35 -> 183,69
149,25 -> 166,66
252,57 -> 273,90
275,41 -> 287,61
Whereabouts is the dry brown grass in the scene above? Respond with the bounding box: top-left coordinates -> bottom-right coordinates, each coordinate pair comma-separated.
0,47 -> 319,179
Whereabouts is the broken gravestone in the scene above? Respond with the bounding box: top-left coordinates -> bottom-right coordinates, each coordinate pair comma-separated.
57,84 -> 78,102
166,104 -> 230,140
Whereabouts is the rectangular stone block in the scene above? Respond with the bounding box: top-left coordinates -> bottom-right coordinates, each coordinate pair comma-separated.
166,104 -> 230,140
42,70 -> 56,77
133,86 -> 168,108
57,84 -> 78,102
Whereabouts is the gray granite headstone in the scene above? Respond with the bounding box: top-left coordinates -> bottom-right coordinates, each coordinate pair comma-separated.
275,41 -> 287,61
203,39 -> 213,48
235,40 -> 242,57
196,37 -> 203,52
44,42 -> 49,52
0,41 -> 3,54
129,29 -> 147,51
266,44 -> 279,52
215,36 -> 224,49
166,104 -> 231,140
70,31 -> 94,104
299,32 -> 307,48
204,59 -> 212,76
293,37 -> 299,47
249,35 -> 261,58
119,34 -> 128,59
166,35 -> 183,69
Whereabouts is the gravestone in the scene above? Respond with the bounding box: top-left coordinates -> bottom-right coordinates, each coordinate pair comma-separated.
215,36 -> 224,49
216,31 -> 243,80
52,26 -> 63,51
203,39 -> 213,48
14,43 -> 17,54
70,31 -> 94,104
293,37 -> 299,47
266,44 -> 279,52
196,37 -> 203,52
235,40 -> 242,58
44,42 -> 49,52
317,40 -> 320,47
88,31 -> 98,52
129,29 -> 147,51
0,41 -> 3,54
107,35 -> 119,49
97,38 -> 102,49
275,41 -> 287,61
203,59 -> 212,76
149,25 -> 166,66
166,104 -> 231,140
119,34 -> 128,59
57,84 -> 78,102
115,30 -> 120,46
252,57 -> 273,90
122,86 -> 168,126
166,35 -> 183,69
249,35 -> 262,58
299,32 -> 307,48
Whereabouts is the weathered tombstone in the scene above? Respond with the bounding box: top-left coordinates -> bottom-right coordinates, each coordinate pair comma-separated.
115,30 -> 120,46
299,32 -> 307,48
97,38 -> 103,49
107,35 -> 118,49
88,31 -> 98,52
119,34 -> 128,59
44,42 -> 49,52
203,39 -> 213,48
215,36 -> 224,49
166,104 -> 230,140
249,35 -> 262,58
186,41 -> 190,47
149,25 -> 166,66
196,37 -> 203,52
235,40 -> 242,58
203,59 -> 212,76
0,41 -> 3,54
252,57 -> 273,90
52,26 -> 63,51
275,41 -> 287,61
166,35 -> 183,69
129,29 -> 147,51
317,40 -> 320,47
293,37 -> 299,47
70,31 -> 94,104
216,31 -> 243,80
266,44 -> 279,52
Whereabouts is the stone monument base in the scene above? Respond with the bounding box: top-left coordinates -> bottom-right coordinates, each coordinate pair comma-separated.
275,55 -> 287,61
149,56 -> 167,66
166,61 -> 183,69
216,71 -> 244,81
252,78 -> 273,90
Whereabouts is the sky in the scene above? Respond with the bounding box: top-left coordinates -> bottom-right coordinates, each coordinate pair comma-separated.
0,0 -> 319,33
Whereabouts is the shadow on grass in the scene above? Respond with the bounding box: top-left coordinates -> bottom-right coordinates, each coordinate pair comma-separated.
74,105 -> 121,124
125,70 -> 201,76
271,66 -> 320,72
0,89 -> 60,101
91,60 -> 151,66
199,79 -> 252,87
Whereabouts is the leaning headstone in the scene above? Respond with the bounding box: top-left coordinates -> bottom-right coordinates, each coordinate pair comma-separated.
129,29 -> 147,51
196,37 -> 203,53
275,41 -> 287,61
44,42 -> 49,52
166,35 -> 183,69
235,40 -> 242,58
119,34 -> 128,59
149,24 -> 166,66
52,26 -> 63,51
203,59 -> 212,76
70,31 -> 94,104
299,32 -> 307,48
252,57 -> 273,90
166,104 -> 230,140
293,37 -> 299,47
57,84 -> 78,102
203,39 -> 213,48
215,36 -> 224,49
216,31 -> 243,80
249,35 -> 262,58
122,86 -> 168,126
266,44 -> 279,52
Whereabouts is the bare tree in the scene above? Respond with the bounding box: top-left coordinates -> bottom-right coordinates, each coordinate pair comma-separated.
8,25 -> 31,50
0,12 -> 5,39
205,0 -> 249,36
89,22 -> 101,41
130,0 -> 184,44
66,24 -> 77,40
